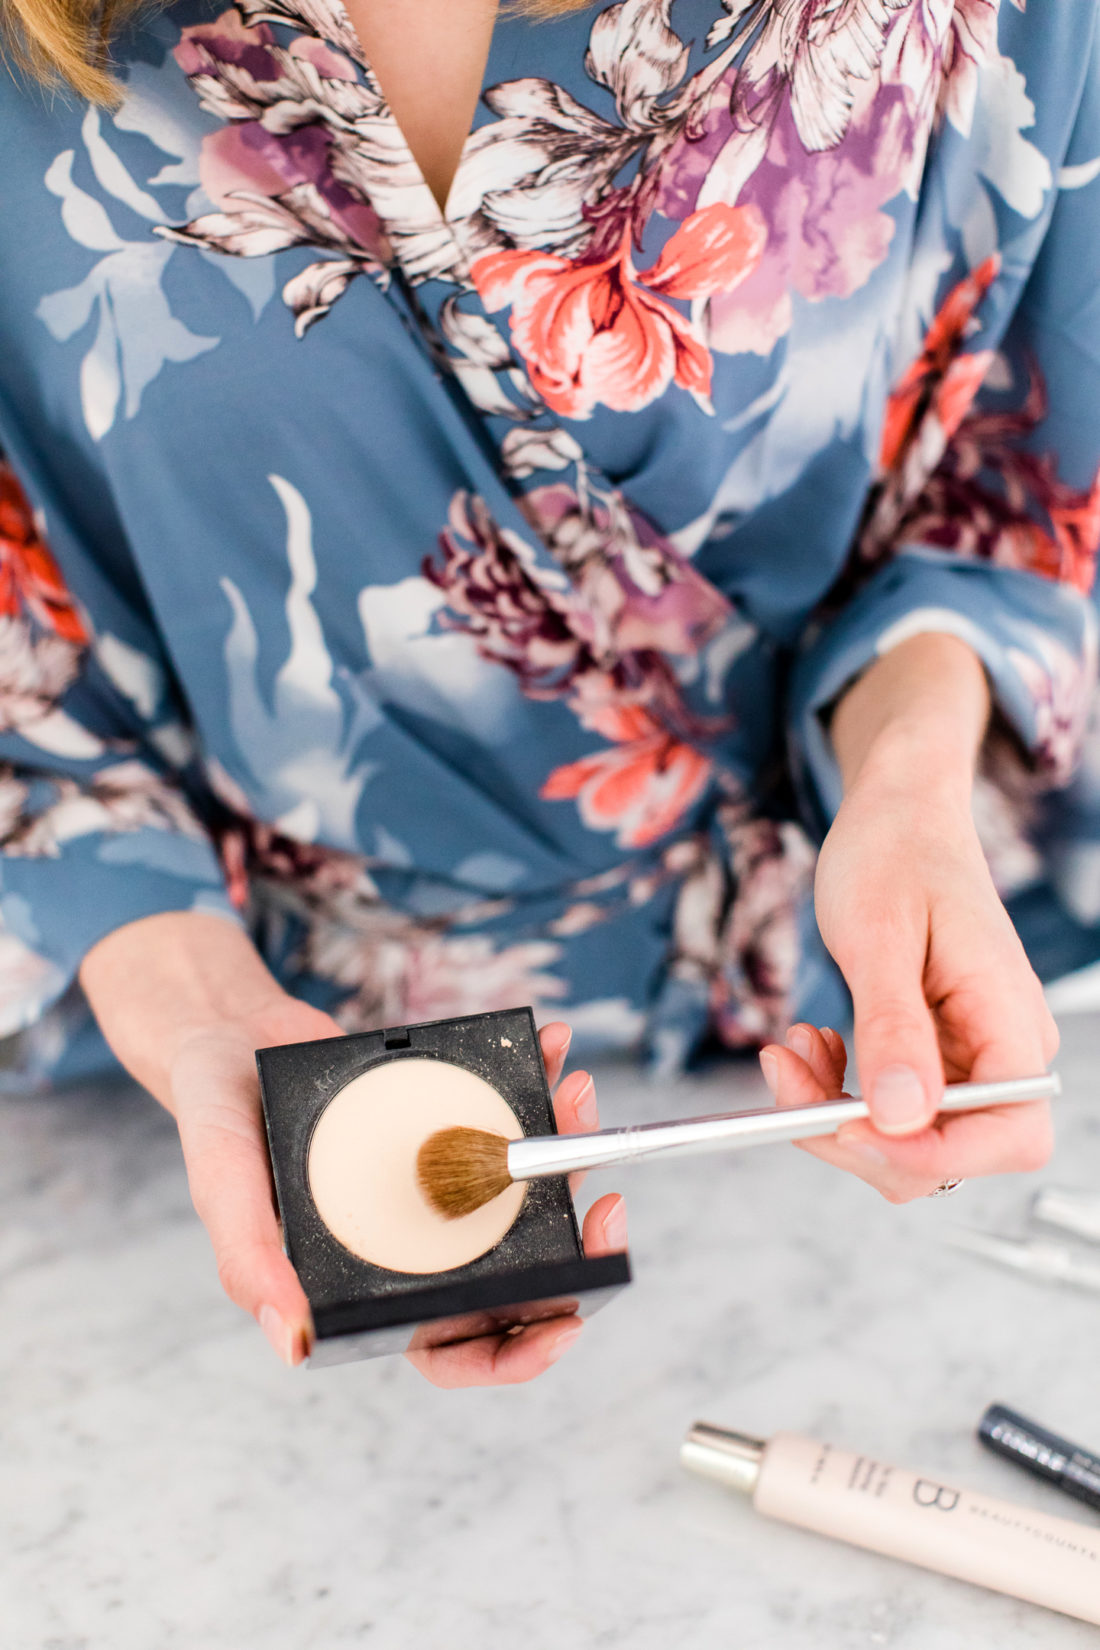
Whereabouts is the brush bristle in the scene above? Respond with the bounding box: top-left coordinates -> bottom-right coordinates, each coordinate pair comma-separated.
416,1126 -> 513,1220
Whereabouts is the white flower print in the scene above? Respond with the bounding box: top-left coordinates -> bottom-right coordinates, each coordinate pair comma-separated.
163,9 -> 463,297
37,109 -> 221,442
584,0 -> 690,131
218,475 -> 382,848
0,758 -> 211,859
0,918 -> 66,1039
743,0 -> 912,154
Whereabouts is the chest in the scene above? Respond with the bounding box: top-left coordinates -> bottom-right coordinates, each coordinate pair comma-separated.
340,0 -> 499,212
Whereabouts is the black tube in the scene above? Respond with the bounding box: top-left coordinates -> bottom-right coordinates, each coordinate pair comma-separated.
979,1403 -> 1100,1515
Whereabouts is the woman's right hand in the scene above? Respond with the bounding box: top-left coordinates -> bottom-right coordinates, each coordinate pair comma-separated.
79,914 -> 622,1383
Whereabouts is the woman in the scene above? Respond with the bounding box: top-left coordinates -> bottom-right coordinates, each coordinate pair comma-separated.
0,0 -> 1095,1386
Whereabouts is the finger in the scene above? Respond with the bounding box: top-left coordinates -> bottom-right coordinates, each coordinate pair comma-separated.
958,970 -> 1054,1087
782,964 -> 1054,1198
829,1096 -> 1054,1201
759,1042 -> 829,1109
820,1026 -> 850,1077
177,1099 -> 312,1367
552,1067 -> 597,1133
538,1021 -> 573,1090
582,1192 -> 627,1255
783,1023 -> 847,1098
758,1038 -> 906,1186
845,923 -> 943,1138
414,1195 -> 629,1387
405,1315 -> 584,1389
549,1068 -> 599,1194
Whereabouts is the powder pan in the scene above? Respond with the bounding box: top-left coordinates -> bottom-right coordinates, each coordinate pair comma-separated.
257,1006 -> 631,1366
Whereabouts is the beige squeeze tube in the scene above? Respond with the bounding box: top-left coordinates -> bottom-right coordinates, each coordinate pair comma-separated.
682,1422 -> 1100,1625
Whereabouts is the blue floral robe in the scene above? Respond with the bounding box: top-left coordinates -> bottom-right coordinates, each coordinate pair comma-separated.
0,0 -> 1098,1081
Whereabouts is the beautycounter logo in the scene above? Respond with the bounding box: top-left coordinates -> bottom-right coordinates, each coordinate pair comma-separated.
911,1480 -> 1100,1560
913,1480 -> 961,1512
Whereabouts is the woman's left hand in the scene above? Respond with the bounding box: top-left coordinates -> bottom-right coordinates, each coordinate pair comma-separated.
759,635 -> 1060,1202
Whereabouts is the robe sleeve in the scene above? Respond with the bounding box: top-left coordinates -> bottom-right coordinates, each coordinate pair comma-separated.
0,455 -> 241,1039
788,36 -> 1100,838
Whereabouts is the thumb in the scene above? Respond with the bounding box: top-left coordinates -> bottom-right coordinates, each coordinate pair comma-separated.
846,932 -> 944,1137
178,1100 -> 313,1366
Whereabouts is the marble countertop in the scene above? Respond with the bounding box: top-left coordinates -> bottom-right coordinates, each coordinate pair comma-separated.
4,1012 -> 1100,1650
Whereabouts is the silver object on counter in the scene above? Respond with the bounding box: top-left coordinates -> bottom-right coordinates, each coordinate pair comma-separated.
1032,1186 -> 1100,1246
945,1228 -> 1100,1293
681,1423 -> 764,1494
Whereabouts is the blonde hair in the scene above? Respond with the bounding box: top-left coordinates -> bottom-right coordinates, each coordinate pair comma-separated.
4,0 -> 125,102
4,0 -> 590,106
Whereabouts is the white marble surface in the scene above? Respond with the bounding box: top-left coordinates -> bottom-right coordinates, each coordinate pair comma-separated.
4,1014 -> 1100,1650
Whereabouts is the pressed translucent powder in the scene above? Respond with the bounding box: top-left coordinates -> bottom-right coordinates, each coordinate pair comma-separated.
307,1057 -> 527,1274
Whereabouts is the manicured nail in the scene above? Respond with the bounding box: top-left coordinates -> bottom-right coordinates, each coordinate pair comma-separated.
551,1023 -> 573,1060
546,1324 -> 583,1364
870,1065 -> 928,1135
601,1195 -> 627,1251
575,1074 -> 597,1130
835,1126 -> 889,1167
786,1025 -> 814,1063
258,1304 -> 295,1367
760,1049 -> 779,1097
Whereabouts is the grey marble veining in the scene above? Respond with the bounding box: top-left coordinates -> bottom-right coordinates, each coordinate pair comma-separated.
3,1014 -> 1100,1650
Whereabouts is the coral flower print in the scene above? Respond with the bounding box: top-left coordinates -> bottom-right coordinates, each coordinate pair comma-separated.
879,255 -> 1001,474
540,704 -> 712,848
472,205 -> 766,418
0,465 -> 87,645
874,366 -> 1100,600
0,466 -> 89,739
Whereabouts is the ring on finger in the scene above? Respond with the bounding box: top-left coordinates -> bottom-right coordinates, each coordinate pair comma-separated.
927,1177 -> 966,1198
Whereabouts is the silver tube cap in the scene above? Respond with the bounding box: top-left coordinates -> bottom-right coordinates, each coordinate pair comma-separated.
680,1422 -> 765,1495
1032,1186 -> 1100,1246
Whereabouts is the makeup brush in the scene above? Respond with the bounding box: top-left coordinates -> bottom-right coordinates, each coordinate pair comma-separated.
417,1072 -> 1060,1220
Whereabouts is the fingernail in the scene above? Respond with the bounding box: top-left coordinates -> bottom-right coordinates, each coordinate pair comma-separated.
760,1050 -> 779,1097
786,1025 -> 814,1063
546,1324 -> 583,1364
259,1304 -> 295,1367
601,1195 -> 628,1251
835,1126 -> 889,1167
554,1024 -> 573,1060
575,1075 -> 597,1130
870,1065 -> 929,1135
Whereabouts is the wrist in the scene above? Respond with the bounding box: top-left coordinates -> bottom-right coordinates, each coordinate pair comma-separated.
830,632 -> 990,800
79,911 -> 289,1106
848,717 -> 979,812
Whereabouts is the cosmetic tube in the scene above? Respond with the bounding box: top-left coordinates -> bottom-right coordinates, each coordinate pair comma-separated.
1032,1186 -> 1100,1246
979,1404 -> 1100,1515
944,1228 -> 1100,1292
681,1423 -> 1100,1625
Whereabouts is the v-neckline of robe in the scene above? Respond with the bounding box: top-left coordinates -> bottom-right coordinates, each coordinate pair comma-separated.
302,0 -> 498,231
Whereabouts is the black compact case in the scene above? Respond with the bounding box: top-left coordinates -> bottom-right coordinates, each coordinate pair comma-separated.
256,1005 -> 632,1366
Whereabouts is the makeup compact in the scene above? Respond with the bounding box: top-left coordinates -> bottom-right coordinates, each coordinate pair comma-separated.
257,1006 -> 631,1366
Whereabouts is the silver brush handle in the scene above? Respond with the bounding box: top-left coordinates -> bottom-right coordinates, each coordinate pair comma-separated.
506,1072 -> 1061,1181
